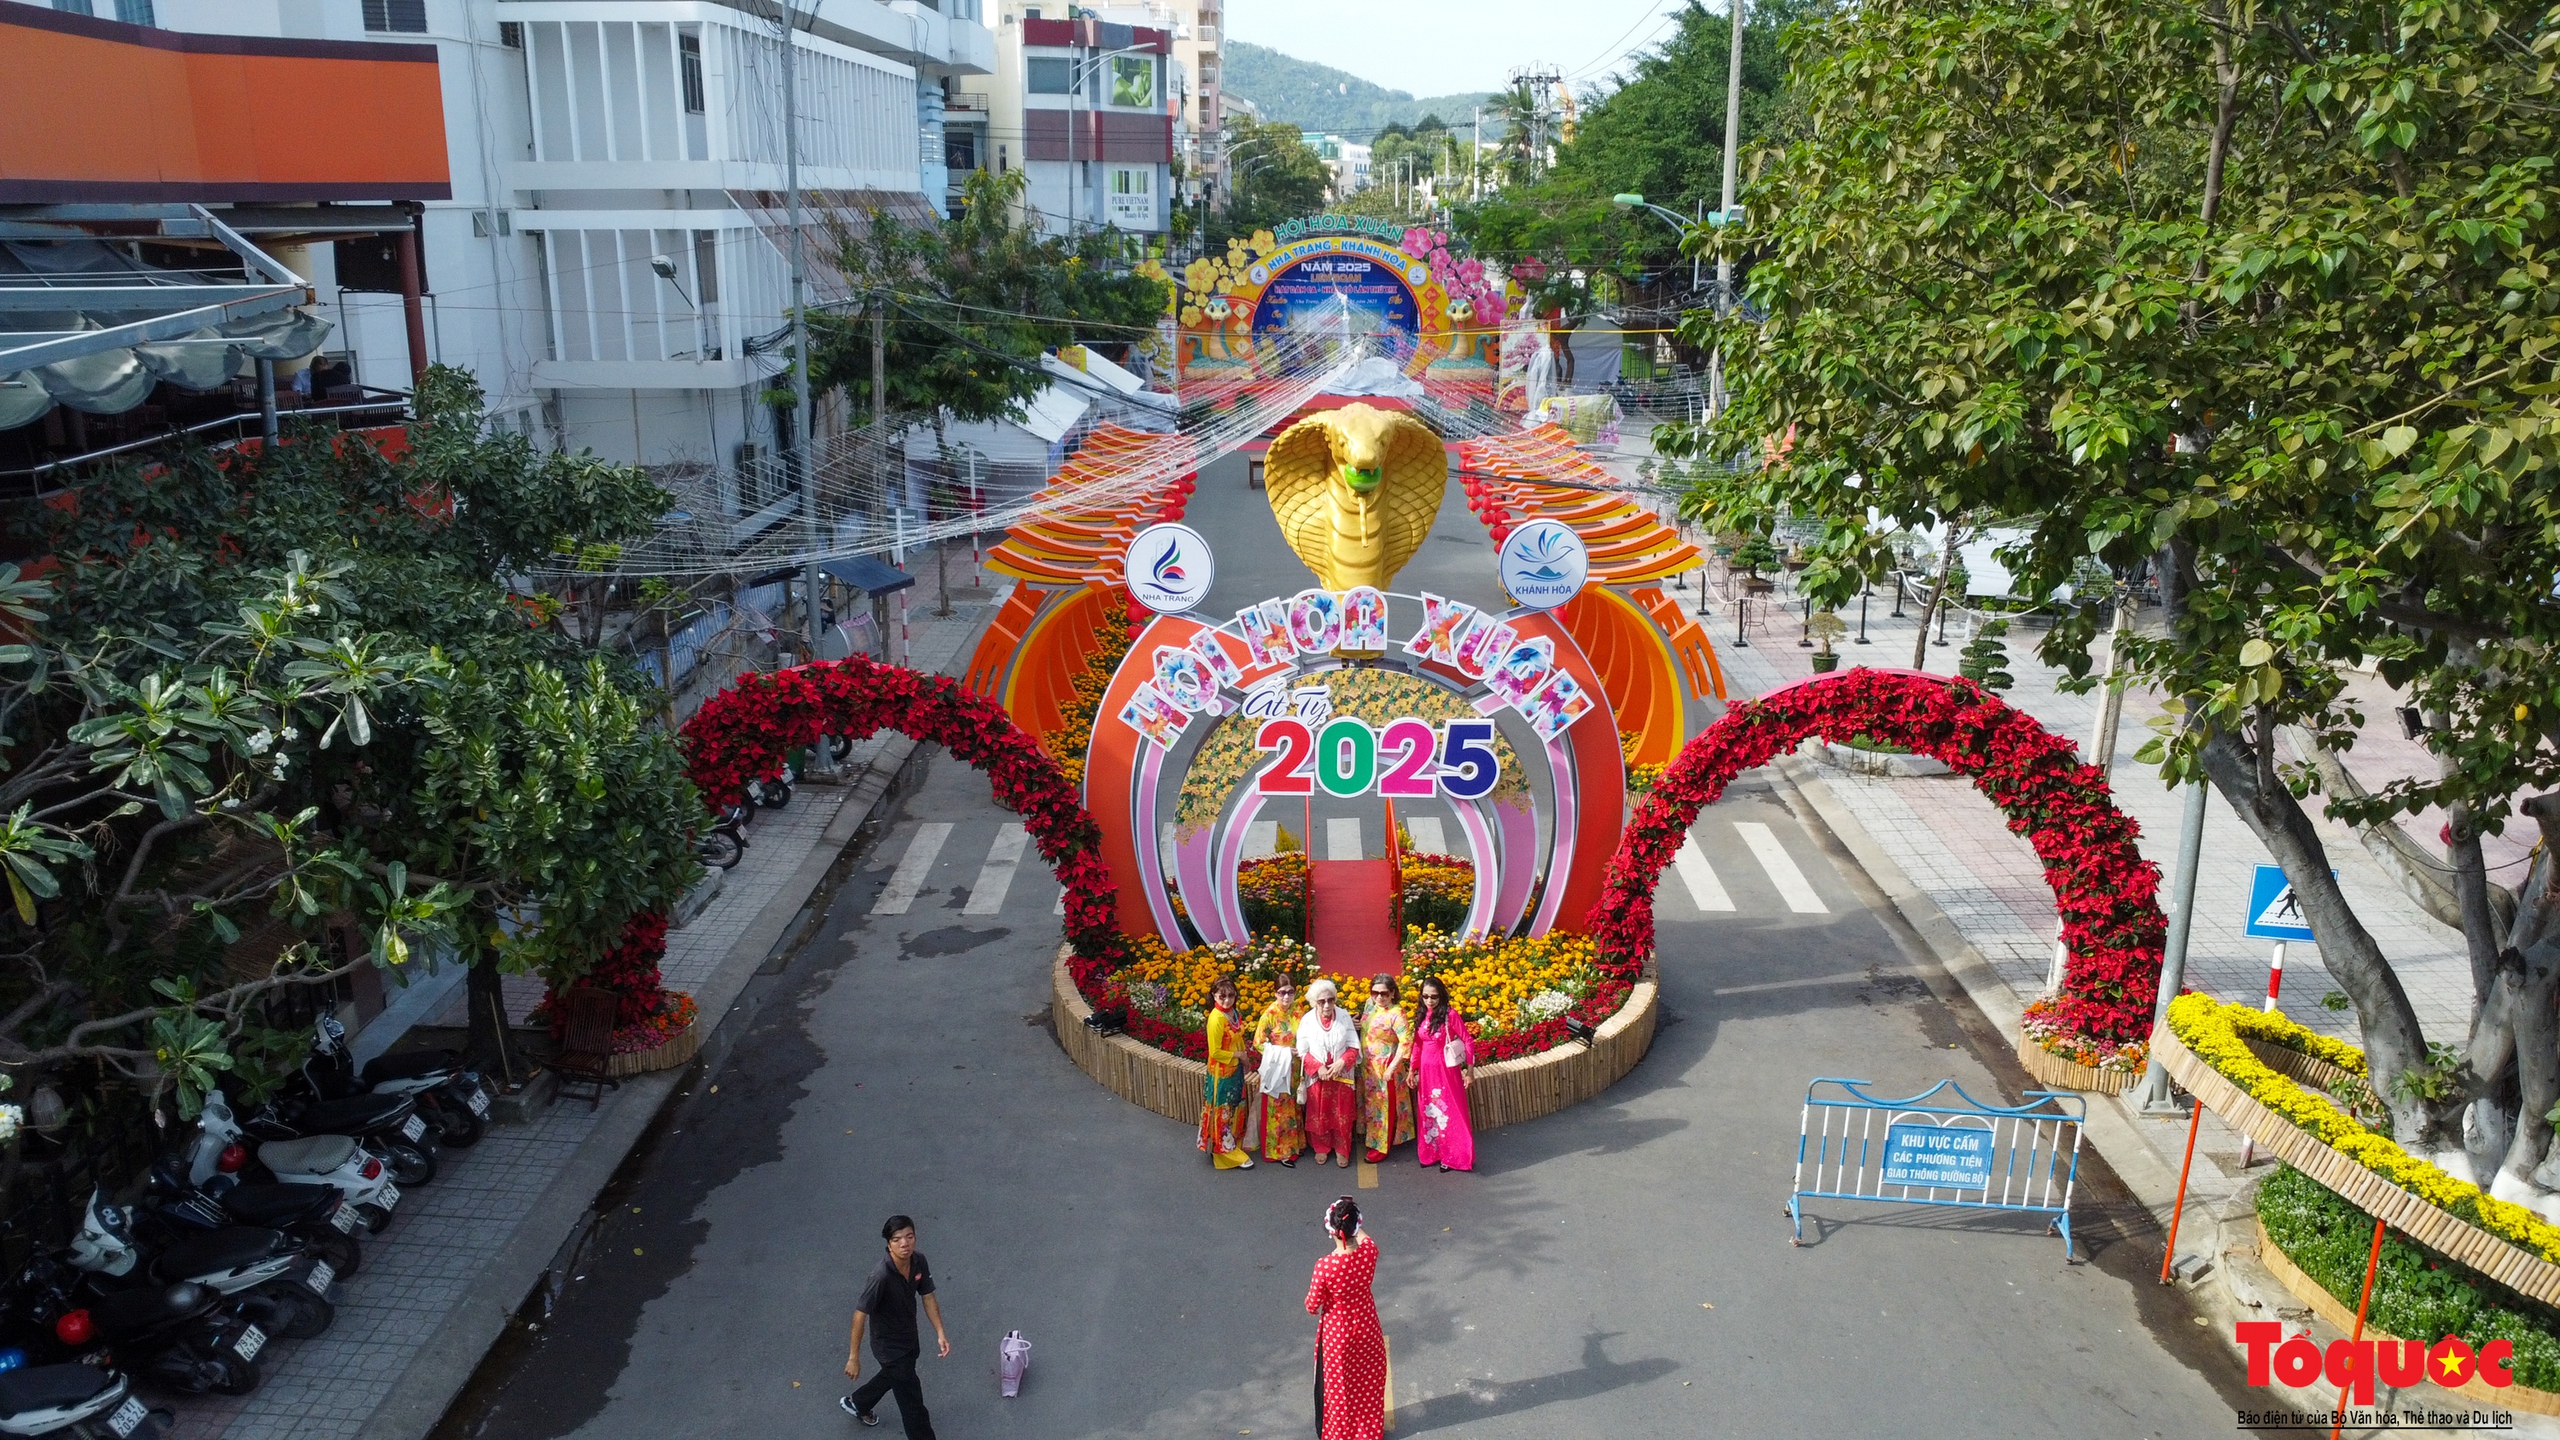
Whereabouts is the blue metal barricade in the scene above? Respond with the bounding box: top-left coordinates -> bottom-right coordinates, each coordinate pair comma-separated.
1789,1078 -> 2085,1259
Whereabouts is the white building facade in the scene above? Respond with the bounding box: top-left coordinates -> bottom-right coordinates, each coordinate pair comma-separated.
985,5 -> 1174,238
14,0 -> 996,474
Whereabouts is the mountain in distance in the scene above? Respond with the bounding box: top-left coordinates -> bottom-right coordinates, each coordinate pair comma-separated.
1222,41 -> 1494,139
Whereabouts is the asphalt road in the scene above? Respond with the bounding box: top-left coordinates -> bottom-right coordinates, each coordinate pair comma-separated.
430,452 -> 2259,1438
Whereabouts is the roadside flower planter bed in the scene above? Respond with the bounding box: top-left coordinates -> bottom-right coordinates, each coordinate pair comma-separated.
2016,997 -> 2141,1094
2160,993 -> 2560,1305
2254,1163 -> 2560,1413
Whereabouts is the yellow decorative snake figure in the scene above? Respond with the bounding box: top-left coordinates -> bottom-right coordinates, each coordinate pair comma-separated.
1262,402 -> 1447,591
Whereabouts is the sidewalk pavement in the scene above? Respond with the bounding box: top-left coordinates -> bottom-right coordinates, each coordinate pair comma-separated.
169,575 -> 1010,1440
1682,561 -> 2535,1413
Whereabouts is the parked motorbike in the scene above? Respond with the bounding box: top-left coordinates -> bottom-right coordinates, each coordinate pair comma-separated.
6,1256 -> 262,1397
696,819 -> 744,869
754,763 -> 795,809
0,1357 -> 169,1439
297,1015 -> 490,1150
67,1192 -> 332,1341
140,1155 -> 361,1280
184,1092 -> 402,1234
242,1088 -> 435,1188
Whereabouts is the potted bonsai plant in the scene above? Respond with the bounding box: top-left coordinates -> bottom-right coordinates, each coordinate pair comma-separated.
1807,611 -> 1849,671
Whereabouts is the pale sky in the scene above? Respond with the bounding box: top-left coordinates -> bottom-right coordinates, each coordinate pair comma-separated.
1226,0 -> 1699,101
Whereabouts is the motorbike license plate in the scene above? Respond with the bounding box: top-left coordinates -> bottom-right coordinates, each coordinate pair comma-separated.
467,1087 -> 490,1117
399,1114 -> 427,1142
376,1183 -> 401,1211
305,1261 -> 335,1295
234,1325 -> 267,1361
107,1397 -> 148,1438
331,1204 -> 360,1233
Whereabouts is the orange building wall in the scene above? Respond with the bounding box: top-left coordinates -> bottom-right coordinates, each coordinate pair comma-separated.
0,9 -> 450,202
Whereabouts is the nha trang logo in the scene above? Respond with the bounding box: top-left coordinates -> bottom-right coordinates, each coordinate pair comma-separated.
1128,523 -> 1215,614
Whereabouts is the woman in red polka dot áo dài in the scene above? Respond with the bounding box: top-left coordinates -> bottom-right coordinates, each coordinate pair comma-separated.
1304,1196 -> 1386,1440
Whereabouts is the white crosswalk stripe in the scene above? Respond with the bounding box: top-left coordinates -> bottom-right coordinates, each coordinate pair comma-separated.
1404,814 -> 1448,854
871,822 -> 952,916
1240,820 -> 1280,859
963,824 -> 1029,916
1326,817 -> 1364,860
1673,835 -> 1736,912
1736,822 -> 1827,913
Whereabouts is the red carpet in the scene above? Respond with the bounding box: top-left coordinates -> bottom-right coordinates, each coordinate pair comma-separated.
1307,858 -> 1403,976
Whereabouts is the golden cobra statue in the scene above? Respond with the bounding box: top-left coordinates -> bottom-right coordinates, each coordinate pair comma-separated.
1262,403 -> 1447,591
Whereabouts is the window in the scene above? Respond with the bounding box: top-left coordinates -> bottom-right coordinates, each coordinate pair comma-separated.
362,0 -> 427,34
50,0 -> 94,14
498,20 -> 521,47
116,0 -> 156,23
944,130 -> 977,172
1027,57 -> 1071,95
679,34 -> 705,113
1107,167 -> 1152,226
690,231 -> 719,306
1109,55 -> 1154,109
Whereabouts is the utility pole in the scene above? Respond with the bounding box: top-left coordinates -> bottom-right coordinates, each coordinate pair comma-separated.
1471,107 -> 1481,199
1710,0 -> 1745,421
783,1 -> 837,775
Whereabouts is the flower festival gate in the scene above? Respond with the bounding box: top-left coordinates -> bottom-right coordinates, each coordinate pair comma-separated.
1790,1078 -> 2087,1258
1585,668 -> 2171,1066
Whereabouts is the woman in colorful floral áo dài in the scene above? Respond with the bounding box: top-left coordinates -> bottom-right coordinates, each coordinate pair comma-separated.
1305,1196 -> 1387,1440
1358,977 -> 1415,1164
1297,979 -> 1361,1169
1253,973 -> 1307,1168
1411,975 -> 1475,1172
1198,974 -> 1254,1170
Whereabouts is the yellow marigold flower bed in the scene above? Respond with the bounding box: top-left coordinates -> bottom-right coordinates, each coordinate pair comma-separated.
2168,993 -> 2560,1264
1109,927 -> 1602,1043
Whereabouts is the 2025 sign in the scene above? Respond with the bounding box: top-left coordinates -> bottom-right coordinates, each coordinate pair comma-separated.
1253,717 -> 1500,800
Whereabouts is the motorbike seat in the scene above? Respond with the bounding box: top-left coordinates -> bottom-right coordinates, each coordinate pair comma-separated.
360,1049 -> 460,1085
218,1183 -> 337,1227
87,1284 -> 203,1332
257,1135 -> 359,1173
0,1363 -> 116,1412
285,1093 -> 410,1133
155,1227 -> 293,1279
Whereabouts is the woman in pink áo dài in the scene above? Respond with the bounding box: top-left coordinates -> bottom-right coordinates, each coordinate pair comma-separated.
1410,974 -> 1475,1172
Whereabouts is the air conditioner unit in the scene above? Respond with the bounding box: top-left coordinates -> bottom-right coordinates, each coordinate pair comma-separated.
734,442 -> 763,470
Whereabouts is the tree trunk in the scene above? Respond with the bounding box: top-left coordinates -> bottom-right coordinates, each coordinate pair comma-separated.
2194,724 -> 2439,1140
2504,794 -> 2560,1191
464,954 -> 525,1089
1910,533 -> 1960,671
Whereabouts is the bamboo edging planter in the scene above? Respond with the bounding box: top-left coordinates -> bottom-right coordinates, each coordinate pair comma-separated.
2253,1215 -> 2560,1416
2013,1027 -> 2139,1094
1049,948 -> 1657,1132
601,1019 -> 702,1078
2154,1022 -> 2560,1307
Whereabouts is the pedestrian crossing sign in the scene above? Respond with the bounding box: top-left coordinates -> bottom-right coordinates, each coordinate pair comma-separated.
2245,863 -> 2317,941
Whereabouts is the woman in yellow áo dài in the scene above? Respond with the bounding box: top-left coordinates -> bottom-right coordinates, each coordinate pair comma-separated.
1253,974 -> 1308,1168
1200,974 -> 1255,1170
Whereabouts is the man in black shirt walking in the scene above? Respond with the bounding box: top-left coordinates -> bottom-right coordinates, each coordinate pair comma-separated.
841,1214 -> 948,1436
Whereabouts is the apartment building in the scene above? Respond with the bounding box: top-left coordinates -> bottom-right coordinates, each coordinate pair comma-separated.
4,0 -> 994,481
982,2 -> 1175,237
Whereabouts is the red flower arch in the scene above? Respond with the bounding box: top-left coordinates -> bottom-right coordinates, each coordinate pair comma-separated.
1587,667 -> 2166,1043
682,656 -> 1124,969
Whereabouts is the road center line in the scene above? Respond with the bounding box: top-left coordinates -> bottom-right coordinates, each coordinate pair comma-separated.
1736,822 -> 1828,913
1673,835 -> 1736,912
871,822 -> 952,916
1357,1156 -> 1377,1189
962,824 -> 1029,916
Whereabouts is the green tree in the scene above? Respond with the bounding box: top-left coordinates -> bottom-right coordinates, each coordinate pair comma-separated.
8,370 -> 705,1103
1678,0 -> 2560,1160
1458,2 -> 1806,326
1216,116 -> 1331,242
809,169 -> 1170,432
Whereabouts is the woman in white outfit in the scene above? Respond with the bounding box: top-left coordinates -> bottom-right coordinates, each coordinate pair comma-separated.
1296,979 -> 1362,1169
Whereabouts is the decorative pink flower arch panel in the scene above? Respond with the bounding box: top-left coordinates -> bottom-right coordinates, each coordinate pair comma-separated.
1586,668 -> 2166,1042
682,656 -> 1123,966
